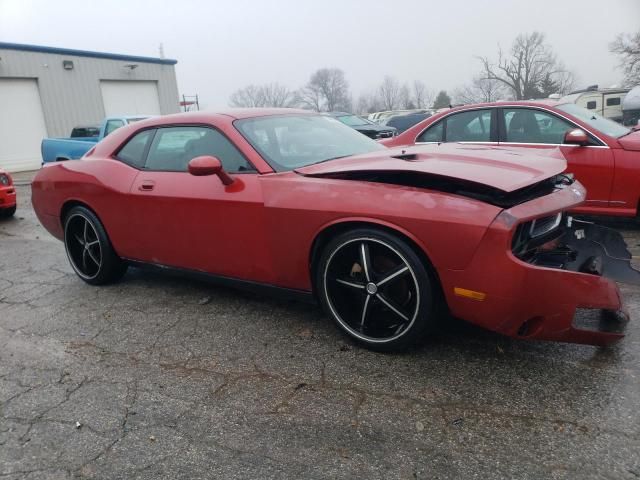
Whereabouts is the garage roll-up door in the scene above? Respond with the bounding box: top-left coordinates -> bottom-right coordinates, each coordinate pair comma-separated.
100,80 -> 161,117
0,78 -> 49,172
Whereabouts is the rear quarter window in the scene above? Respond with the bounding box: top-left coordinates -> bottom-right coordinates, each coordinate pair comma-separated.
115,129 -> 155,168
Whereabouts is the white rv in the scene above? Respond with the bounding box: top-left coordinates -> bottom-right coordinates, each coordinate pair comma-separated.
561,85 -> 629,123
622,85 -> 640,127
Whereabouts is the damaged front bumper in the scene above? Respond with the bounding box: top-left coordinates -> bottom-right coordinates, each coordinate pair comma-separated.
441,182 -> 638,346
523,217 -> 640,285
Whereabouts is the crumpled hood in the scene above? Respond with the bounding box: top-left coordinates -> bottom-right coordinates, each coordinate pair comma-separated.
295,143 -> 566,193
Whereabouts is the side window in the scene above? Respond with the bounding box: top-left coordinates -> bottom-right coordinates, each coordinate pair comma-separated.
444,110 -> 491,142
115,129 -> 154,168
586,101 -> 597,110
144,126 -> 253,173
503,108 -> 573,144
416,121 -> 443,142
606,97 -> 621,106
105,119 -> 125,137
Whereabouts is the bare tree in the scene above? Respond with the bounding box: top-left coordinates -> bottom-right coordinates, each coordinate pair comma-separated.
299,68 -> 350,111
229,85 -> 265,108
260,83 -> 298,107
411,80 -> 434,109
479,32 -> 573,99
610,31 -> 640,87
400,84 -> 414,109
454,76 -> 507,104
298,83 -> 323,112
378,76 -> 403,111
229,83 -> 297,108
355,92 -> 382,115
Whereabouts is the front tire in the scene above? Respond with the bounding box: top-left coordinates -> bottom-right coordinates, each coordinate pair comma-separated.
63,206 -> 127,285
316,228 -> 437,352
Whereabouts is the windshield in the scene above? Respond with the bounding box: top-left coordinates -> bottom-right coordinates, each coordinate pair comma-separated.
235,115 -> 385,171
557,103 -> 630,138
336,114 -> 370,127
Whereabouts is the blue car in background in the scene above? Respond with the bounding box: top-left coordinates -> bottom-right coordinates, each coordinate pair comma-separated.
41,115 -> 149,164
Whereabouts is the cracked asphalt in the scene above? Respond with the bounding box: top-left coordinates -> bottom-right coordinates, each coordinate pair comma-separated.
1,179 -> 640,479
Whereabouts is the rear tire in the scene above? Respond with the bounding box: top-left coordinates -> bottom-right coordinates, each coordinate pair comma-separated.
0,205 -> 16,218
63,206 -> 127,285
316,228 -> 437,352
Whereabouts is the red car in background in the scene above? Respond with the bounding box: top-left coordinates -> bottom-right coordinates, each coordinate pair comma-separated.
31,109 -> 639,351
382,101 -> 640,217
0,169 -> 16,217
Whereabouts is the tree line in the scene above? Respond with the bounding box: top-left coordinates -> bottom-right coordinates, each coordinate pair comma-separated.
229,30 -> 640,114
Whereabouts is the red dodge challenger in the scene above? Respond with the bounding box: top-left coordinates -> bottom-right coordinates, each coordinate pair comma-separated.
31,109 -> 639,351
382,100 -> 640,217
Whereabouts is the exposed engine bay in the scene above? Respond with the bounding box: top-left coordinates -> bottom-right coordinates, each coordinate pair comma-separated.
512,215 -> 640,286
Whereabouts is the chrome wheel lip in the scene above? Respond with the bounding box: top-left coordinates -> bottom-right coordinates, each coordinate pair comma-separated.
64,212 -> 102,281
323,237 -> 420,344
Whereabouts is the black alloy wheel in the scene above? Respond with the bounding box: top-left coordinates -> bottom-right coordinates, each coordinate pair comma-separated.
317,228 -> 437,351
64,206 -> 127,285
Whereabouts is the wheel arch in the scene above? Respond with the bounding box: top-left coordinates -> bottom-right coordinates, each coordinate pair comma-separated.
60,199 -> 100,227
308,218 -> 447,310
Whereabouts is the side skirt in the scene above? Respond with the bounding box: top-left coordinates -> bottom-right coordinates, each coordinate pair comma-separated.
125,260 -> 316,304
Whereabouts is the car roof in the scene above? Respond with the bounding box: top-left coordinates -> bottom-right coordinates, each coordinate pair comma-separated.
95,108 -> 320,135
216,108 -> 313,119
451,99 -> 563,109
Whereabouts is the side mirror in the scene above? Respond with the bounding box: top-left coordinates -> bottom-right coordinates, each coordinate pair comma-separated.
188,156 -> 234,185
563,128 -> 589,146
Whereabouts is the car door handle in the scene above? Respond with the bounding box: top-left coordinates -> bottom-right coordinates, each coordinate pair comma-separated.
138,180 -> 155,191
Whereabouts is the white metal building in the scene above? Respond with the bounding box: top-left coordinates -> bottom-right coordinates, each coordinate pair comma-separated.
0,42 -> 180,172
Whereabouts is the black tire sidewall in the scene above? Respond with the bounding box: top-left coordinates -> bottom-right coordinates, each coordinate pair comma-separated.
63,206 -> 126,285
316,228 -> 436,352
0,205 -> 16,217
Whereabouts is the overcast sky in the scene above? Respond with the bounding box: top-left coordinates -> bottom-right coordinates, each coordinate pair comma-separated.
1,0 -> 638,109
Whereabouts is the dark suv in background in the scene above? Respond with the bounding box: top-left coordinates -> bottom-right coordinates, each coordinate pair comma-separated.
326,112 -> 396,139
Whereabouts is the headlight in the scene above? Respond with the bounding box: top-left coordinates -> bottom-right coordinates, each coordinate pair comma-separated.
0,174 -> 9,186
512,212 -> 566,259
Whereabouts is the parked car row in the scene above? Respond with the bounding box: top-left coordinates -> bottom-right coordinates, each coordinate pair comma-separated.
367,109 -> 432,124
